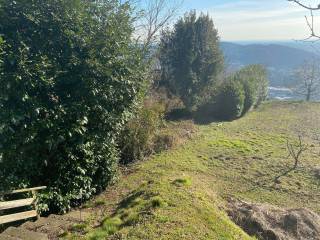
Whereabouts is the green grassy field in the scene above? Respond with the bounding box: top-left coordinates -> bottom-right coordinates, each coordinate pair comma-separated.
67,101 -> 320,240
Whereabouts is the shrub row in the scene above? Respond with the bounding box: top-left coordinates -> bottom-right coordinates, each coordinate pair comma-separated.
198,65 -> 269,121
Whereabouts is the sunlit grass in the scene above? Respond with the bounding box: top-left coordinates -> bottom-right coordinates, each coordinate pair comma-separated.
67,101 -> 320,239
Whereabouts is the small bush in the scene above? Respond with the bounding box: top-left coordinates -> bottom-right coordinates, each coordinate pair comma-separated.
214,80 -> 245,120
87,230 -> 109,240
94,200 -> 107,207
234,65 -> 268,115
173,178 -> 192,187
150,196 -> 167,208
119,100 -> 166,164
315,168 -> 320,180
102,217 -> 122,234
123,211 -> 140,226
196,65 -> 268,122
71,223 -> 88,233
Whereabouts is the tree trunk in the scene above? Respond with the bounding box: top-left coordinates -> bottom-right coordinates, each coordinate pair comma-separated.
306,88 -> 311,101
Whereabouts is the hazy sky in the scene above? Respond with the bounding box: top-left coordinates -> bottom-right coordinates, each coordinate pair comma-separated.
178,0 -> 320,41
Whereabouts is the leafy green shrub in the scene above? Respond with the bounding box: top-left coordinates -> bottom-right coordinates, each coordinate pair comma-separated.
172,178 -> 192,187
0,0 -> 144,213
196,65 -> 268,122
235,65 -> 269,115
149,196 -> 167,208
119,101 -> 166,164
214,80 -> 245,120
102,217 -> 122,235
239,77 -> 256,115
71,223 -> 89,233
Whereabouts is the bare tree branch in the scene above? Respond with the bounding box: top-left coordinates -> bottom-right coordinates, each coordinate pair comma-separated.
288,0 -> 320,40
293,59 -> 320,101
274,135 -> 308,183
134,0 -> 183,48
288,0 -> 320,11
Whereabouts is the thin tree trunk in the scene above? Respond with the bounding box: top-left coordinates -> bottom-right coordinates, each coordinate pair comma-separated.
306,88 -> 311,101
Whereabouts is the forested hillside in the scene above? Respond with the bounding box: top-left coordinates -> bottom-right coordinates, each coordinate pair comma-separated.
221,42 -> 320,86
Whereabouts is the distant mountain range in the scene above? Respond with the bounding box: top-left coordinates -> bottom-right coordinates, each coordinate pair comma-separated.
220,41 -> 320,87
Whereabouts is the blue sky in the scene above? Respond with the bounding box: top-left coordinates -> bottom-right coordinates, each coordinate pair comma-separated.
175,0 -> 320,41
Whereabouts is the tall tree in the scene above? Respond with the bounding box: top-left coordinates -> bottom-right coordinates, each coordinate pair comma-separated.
159,11 -> 224,111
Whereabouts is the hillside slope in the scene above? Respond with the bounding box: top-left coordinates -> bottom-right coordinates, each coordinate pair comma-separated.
220,42 -> 318,70
66,102 -> 320,240
220,42 -> 320,87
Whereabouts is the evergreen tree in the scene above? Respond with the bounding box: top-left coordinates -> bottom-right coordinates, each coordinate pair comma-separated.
160,11 -> 223,111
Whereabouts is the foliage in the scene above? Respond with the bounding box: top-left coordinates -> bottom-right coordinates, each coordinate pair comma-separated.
234,65 -> 269,113
119,100 -> 166,164
0,37 -> 4,65
159,11 -> 224,111
239,76 -> 256,116
214,80 -> 245,120
197,65 -> 268,122
0,0 -> 145,213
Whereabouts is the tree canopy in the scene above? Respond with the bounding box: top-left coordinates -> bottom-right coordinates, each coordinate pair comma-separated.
159,11 -> 224,111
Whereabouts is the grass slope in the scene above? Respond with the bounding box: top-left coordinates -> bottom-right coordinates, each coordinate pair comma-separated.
67,101 -> 320,240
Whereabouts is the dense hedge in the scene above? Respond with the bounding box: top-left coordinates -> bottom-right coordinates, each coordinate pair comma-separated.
0,0 -> 145,213
197,65 -> 268,121
215,80 -> 245,120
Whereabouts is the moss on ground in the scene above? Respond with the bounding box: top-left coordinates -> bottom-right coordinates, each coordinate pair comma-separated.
67,101 -> 320,240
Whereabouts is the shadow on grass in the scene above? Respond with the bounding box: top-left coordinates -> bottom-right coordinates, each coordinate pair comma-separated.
165,108 -> 193,121
116,190 -> 145,210
165,107 -> 230,125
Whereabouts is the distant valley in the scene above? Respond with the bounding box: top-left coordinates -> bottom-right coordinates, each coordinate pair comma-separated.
220,41 -> 320,87
220,41 -> 320,100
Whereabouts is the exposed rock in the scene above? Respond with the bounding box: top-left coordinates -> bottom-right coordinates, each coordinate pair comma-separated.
227,199 -> 320,240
